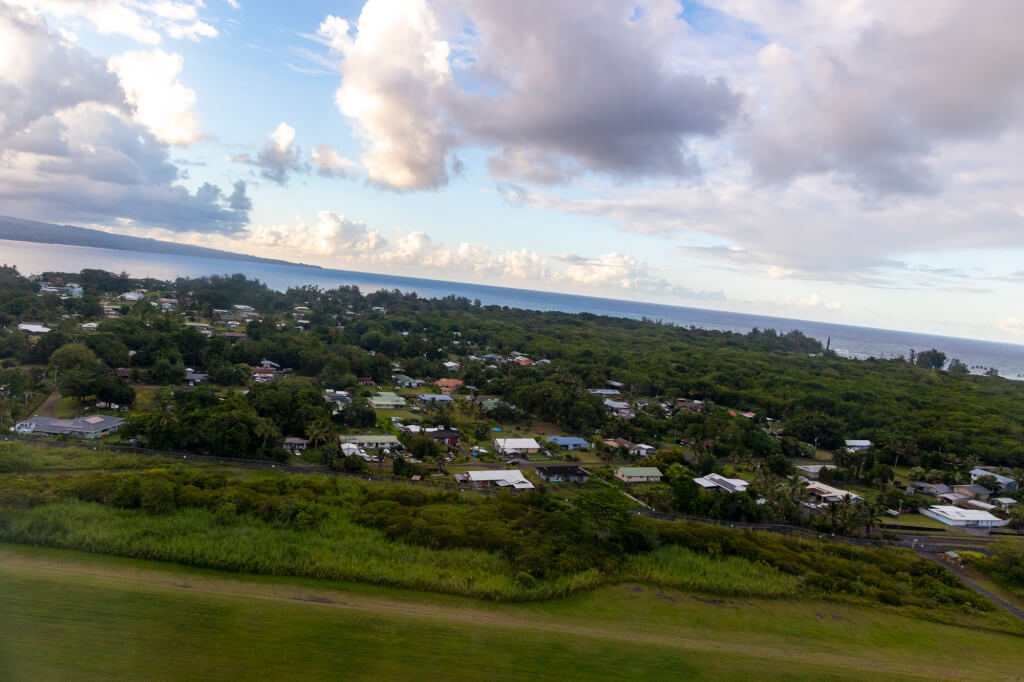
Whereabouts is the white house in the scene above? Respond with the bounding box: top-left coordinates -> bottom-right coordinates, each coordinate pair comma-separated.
801,478 -> 862,508
615,467 -> 663,484
443,361 -> 461,372
844,439 -> 872,453
16,323 -> 51,334
970,468 -> 1018,491
465,470 -> 534,490
339,434 -> 401,450
493,438 -> 541,455
795,464 -> 837,479
920,505 -> 1010,529
694,473 -> 749,493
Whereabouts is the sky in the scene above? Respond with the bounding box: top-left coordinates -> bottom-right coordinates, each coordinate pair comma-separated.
2,0 -> 1024,344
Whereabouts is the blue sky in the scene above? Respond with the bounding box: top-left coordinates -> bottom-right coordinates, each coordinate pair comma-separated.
3,0 -> 1024,344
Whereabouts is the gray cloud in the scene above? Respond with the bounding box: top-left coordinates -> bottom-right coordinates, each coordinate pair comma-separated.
0,6 -> 249,234
231,121 -> 309,184
741,2 -> 1024,196
321,0 -> 741,190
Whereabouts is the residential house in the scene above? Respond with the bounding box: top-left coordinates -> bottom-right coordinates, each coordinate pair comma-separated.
953,483 -> 992,501
339,434 -> 402,451
368,392 -> 407,410
118,291 -> 144,302
442,361 -> 461,372
16,323 -> 51,334
844,439 -> 873,453
615,467 -> 663,484
423,428 -> 460,447
323,390 -> 352,414
588,388 -> 621,397
694,473 -> 750,493
252,367 -> 276,383
79,322 -> 99,331
970,468 -> 1018,491
604,399 -> 634,418
393,374 -> 426,388
603,438 -> 649,456
513,356 -> 533,366
356,377 -> 375,387
794,464 -> 837,479
535,466 -> 590,484
992,497 -> 1018,510
938,492 -> 971,506
801,479 -> 862,508
283,437 -> 308,453
912,482 -> 952,496
15,415 -> 125,439
548,436 -> 591,451
185,370 -> 208,385
417,394 -> 453,405
920,505 -> 1010,530
493,438 -> 542,455
435,378 -> 463,395
464,470 -> 534,490
607,380 -> 624,389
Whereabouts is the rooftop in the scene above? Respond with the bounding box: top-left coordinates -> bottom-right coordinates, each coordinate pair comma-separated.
617,467 -> 662,477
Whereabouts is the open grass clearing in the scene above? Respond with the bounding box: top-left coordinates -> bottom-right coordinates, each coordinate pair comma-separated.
0,543 -> 1022,681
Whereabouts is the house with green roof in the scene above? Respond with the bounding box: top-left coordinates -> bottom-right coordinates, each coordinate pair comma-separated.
368,392 -> 407,409
615,467 -> 663,484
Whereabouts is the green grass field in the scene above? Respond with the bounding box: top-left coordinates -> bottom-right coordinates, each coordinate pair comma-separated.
0,543 -> 1021,681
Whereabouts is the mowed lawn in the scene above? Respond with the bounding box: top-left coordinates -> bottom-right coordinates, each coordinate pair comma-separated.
1,544 -> 1022,681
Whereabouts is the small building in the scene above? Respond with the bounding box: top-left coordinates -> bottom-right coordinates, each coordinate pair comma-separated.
323,390 -> 352,414
588,388 -> 620,397
283,437 -> 308,453
992,497 -> 1018,510
548,436 -> 591,451
252,367 -> 276,383
339,434 -> 402,451
442,361 -> 461,372
844,439 -> 873,453
913,481 -> 952,496
493,438 -> 541,455
356,377 -> 375,387
535,466 -> 590,484
417,394 -> 453,405
694,472 -> 749,493
794,464 -> 837,480
423,429 -> 461,447
16,323 -> 51,334
604,399 -> 632,417
938,491 -> 971,506
369,392 -> 407,410
465,469 -> 534,490
435,378 -> 463,395
79,322 -> 99,331
392,374 -> 425,388
603,438 -> 648,456
185,370 -> 209,385
615,467 -> 663,484
920,505 -> 1010,529
801,479 -> 862,508
953,484 -> 992,501
969,468 -> 1018,491
15,415 -> 125,439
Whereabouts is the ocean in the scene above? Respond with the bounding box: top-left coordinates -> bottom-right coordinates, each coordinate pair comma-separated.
2,238 -> 1023,379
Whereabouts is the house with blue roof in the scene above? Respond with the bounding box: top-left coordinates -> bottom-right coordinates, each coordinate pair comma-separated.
548,436 -> 591,451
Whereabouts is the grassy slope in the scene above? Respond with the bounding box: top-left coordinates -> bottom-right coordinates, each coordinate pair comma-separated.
0,544 -> 1021,681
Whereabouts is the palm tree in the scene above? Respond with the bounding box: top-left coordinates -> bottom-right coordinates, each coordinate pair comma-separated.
305,417 -> 334,450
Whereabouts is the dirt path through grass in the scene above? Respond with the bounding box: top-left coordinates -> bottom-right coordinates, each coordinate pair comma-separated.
35,391 -> 61,417
0,545 -> 1015,680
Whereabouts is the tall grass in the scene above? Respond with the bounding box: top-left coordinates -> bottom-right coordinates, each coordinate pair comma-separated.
0,442 -> 184,473
0,500 -> 604,601
627,546 -> 800,598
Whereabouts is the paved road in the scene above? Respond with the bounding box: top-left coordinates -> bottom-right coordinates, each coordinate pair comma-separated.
35,391 -> 62,418
916,550 -> 1024,622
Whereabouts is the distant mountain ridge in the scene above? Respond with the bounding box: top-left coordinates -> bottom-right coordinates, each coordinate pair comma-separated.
0,215 -> 314,269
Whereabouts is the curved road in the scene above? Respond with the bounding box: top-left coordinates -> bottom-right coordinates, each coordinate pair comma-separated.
915,550 -> 1024,622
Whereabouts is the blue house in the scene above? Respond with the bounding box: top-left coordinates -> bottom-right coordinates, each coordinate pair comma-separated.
548,436 -> 591,451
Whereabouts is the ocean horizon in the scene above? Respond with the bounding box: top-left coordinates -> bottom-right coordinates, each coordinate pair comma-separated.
2,238 -> 1023,379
